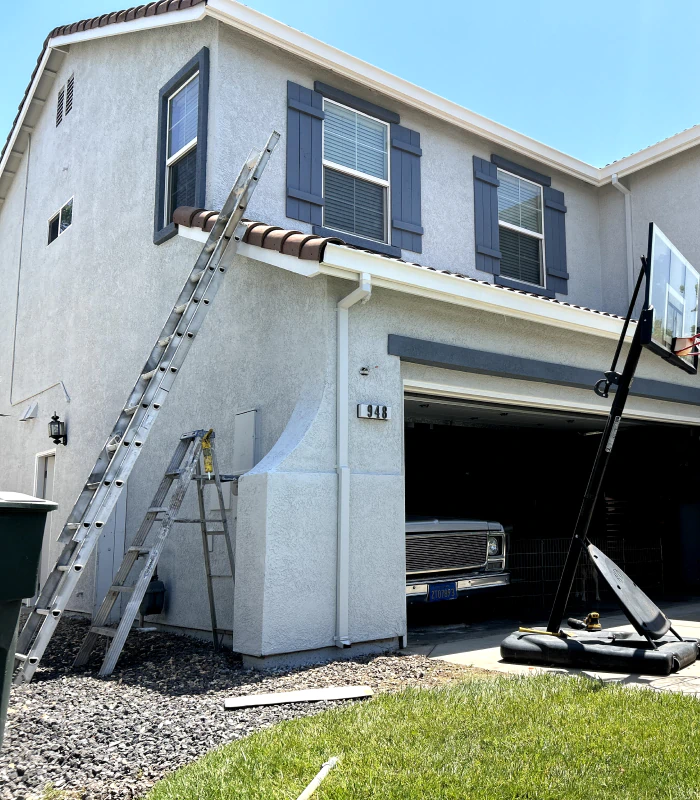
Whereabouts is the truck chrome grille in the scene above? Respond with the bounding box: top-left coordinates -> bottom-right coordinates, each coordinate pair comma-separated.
406,532 -> 488,575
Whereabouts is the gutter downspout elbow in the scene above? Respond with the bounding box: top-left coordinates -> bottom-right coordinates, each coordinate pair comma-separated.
611,173 -> 635,306
336,272 -> 372,648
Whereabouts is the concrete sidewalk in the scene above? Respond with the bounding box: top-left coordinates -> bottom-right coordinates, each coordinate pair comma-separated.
404,601 -> 700,694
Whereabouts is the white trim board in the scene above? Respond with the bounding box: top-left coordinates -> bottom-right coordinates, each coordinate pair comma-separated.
403,379 -> 700,428
209,230 -> 632,342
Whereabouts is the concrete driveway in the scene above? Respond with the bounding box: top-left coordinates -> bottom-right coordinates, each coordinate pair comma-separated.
404,601 -> 700,694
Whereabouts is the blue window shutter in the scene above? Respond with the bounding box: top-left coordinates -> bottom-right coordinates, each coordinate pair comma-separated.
473,156 -> 501,274
287,81 -> 324,225
390,125 -> 423,253
544,187 -> 569,295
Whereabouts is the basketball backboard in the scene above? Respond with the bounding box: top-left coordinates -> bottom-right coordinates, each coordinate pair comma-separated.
641,223 -> 700,374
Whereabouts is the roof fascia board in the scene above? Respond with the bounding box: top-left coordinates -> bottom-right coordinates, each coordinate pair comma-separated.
223,230 -> 632,341
321,243 -> 631,341
205,0 -> 600,185
598,126 -> 700,181
0,47 -> 52,180
49,5 -> 206,49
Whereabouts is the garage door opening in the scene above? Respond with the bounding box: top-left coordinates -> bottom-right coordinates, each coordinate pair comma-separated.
404,394 -> 700,633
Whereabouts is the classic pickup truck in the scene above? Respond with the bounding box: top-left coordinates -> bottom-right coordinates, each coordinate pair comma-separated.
405,518 -> 509,603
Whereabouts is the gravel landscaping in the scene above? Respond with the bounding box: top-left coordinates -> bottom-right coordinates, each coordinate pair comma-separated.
1,615 -> 474,800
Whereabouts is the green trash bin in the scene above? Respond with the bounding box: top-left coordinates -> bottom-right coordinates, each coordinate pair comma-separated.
0,491 -> 58,750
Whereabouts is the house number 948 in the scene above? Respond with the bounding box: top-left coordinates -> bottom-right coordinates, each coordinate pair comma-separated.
357,404 -> 391,420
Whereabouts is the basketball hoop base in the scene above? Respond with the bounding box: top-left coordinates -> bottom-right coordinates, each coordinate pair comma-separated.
501,630 -> 698,676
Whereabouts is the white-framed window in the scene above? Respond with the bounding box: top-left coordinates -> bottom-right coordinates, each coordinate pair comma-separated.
48,198 -> 73,245
322,99 -> 389,243
164,72 -> 199,225
56,75 -> 74,127
497,168 -> 544,287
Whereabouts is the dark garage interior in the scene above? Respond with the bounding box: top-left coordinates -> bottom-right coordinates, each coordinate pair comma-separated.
404,394 -> 700,626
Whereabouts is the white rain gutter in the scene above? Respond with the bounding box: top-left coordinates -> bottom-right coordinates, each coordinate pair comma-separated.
336,272 -> 372,647
611,174 -> 635,303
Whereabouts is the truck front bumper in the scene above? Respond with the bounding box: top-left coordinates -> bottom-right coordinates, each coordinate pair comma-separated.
406,573 -> 510,603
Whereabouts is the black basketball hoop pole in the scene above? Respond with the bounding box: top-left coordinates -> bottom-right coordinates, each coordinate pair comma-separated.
547,258 -> 648,633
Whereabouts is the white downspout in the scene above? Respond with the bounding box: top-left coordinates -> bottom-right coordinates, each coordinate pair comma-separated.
612,173 -> 634,304
336,272 -> 372,647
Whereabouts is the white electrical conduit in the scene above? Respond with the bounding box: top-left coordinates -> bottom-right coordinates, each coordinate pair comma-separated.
295,757 -> 339,800
336,273 -> 372,647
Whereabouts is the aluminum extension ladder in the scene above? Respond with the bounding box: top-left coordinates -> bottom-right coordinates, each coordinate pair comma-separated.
13,131 -> 280,684
74,429 -> 235,677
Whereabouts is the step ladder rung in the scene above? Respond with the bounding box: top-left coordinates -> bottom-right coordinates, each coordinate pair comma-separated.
91,626 -> 117,638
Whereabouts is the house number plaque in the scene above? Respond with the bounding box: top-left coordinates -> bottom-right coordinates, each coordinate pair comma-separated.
357,404 -> 391,420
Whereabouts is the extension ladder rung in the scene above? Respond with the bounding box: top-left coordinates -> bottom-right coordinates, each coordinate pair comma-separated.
128,546 -> 151,555
110,585 -> 134,594
165,469 -> 184,478
14,130 -> 279,686
57,566 -> 70,572
148,506 -> 169,514
175,518 -> 225,524
91,626 -> 117,638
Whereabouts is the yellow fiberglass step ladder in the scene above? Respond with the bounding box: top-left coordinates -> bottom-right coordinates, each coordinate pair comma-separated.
74,428 -> 235,677
13,131 -> 280,685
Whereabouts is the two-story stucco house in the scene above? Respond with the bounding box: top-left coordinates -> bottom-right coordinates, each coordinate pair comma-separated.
3,0 -> 700,667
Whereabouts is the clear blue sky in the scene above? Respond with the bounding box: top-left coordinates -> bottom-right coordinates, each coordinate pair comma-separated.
2,0 -> 699,166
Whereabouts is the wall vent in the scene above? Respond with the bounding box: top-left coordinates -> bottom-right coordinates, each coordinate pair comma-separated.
56,86 -> 64,127
66,75 -> 74,116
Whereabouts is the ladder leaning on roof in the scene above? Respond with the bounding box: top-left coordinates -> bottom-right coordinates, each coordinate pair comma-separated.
13,131 -> 280,685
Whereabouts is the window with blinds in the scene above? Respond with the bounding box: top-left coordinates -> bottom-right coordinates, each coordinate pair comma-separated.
322,100 -> 389,242
497,169 -> 544,286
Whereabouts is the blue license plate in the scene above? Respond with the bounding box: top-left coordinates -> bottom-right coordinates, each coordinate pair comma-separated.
428,582 -> 457,602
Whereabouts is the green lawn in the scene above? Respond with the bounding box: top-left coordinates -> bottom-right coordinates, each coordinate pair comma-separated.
147,674 -> 700,800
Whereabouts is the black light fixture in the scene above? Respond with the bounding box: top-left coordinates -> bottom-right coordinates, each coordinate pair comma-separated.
48,413 -> 67,446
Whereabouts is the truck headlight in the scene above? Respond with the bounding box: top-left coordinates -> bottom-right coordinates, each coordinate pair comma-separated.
488,536 -> 502,557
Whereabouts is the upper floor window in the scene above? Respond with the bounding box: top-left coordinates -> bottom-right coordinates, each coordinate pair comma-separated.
497,169 -> 544,287
166,73 -> 199,223
322,100 -> 389,244
154,48 -> 209,245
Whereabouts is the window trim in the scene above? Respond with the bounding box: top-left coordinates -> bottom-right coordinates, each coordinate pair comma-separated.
496,167 -> 546,289
321,98 -> 391,245
154,48 -> 209,245
47,197 -> 73,245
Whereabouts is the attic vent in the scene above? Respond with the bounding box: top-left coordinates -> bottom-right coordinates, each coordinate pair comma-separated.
66,75 -> 74,116
56,86 -> 65,127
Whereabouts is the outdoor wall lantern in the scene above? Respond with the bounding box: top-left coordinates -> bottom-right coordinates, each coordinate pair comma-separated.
48,413 -> 67,446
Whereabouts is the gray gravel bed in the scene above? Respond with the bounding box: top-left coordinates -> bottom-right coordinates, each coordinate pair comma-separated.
1,615 -> 472,800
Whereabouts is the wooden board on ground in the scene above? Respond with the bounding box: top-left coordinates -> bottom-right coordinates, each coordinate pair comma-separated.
224,685 -> 373,709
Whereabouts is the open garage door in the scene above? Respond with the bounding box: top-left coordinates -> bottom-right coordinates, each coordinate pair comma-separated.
404,393 -> 700,621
